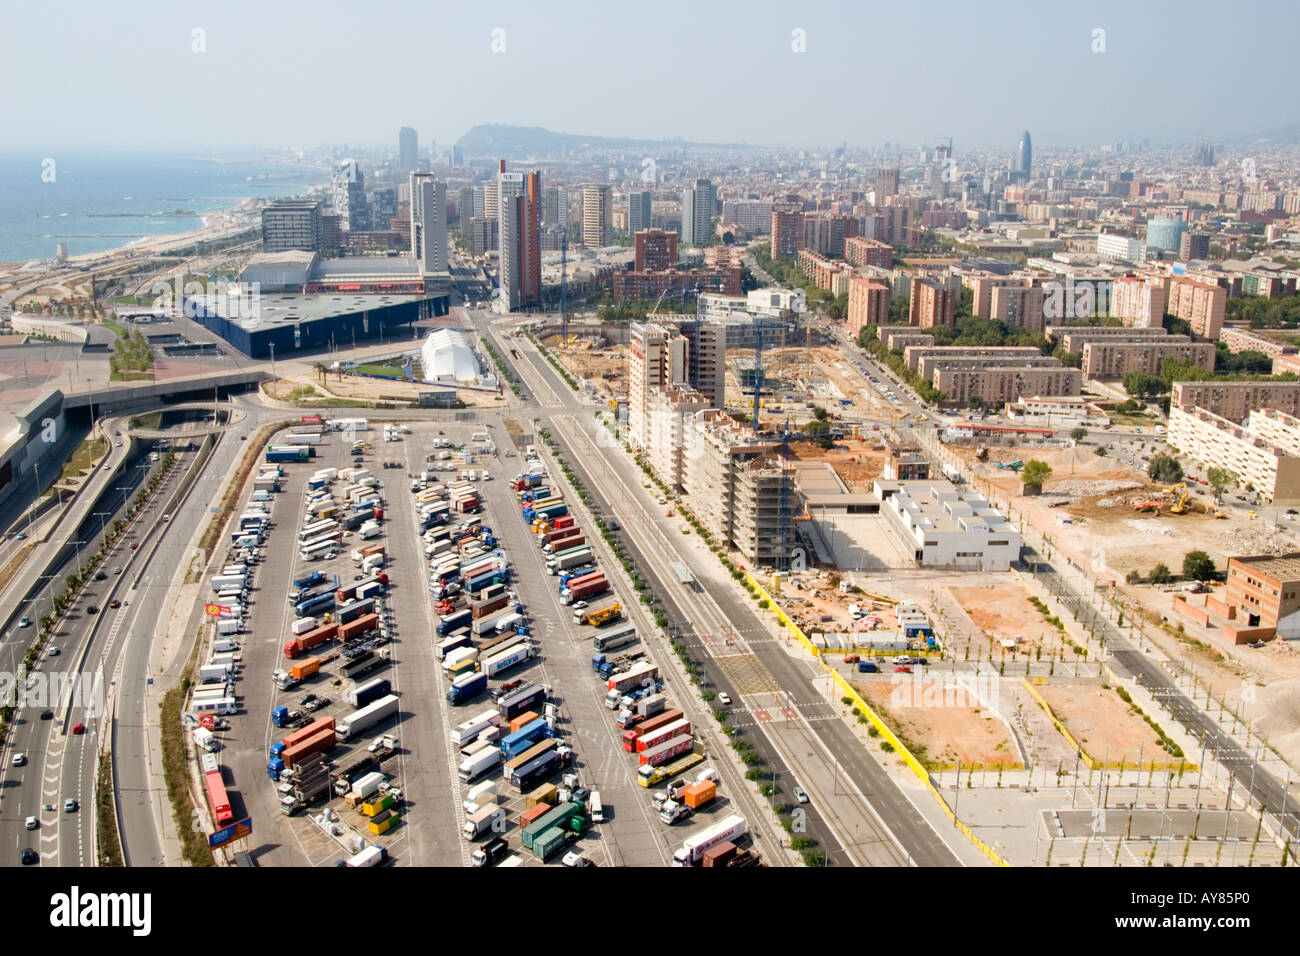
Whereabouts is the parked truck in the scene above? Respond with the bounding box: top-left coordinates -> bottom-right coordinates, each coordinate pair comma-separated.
672,814 -> 748,866
451,709 -> 504,747
607,662 -> 660,701
499,718 -> 553,760
338,694 -> 399,740
497,682 -> 546,721
576,601 -> 621,626
437,608 -> 474,637
446,671 -> 488,705
480,642 -> 537,678
547,548 -> 593,575
616,693 -> 668,729
458,747 -> 501,783
284,623 -> 338,660
462,804 -> 507,840
346,677 -> 392,709
559,570 -> 608,606
638,751 -> 705,787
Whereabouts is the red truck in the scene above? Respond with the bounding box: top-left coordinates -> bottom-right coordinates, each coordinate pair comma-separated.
279,716 -> 335,751
551,515 -> 575,532
621,709 -> 683,751
561,572 -> 608,605
637,734 -> 692,767
636,718 -> 692,753
285,623 -> 339,659
282,726 -> 336,768
471,594 -> 510,619
340,612 -> 379,641
543,532 -> 584,553
541,526 -> 579,548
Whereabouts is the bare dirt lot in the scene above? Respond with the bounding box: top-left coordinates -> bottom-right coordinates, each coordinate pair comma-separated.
1037,682 -> 1179,769
948,582 -> 1059,654
544,335 -> 626,402
855,678 -> 1022,770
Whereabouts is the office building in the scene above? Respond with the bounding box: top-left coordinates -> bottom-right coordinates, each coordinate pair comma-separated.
409,172 -> 447,275
1016,131 -> 1032,181
467,217 -> 496,256
398,127 -> 419,172
1096,232 -> 1146,262
1222,554 -> 1300,641
628,190 -> 653,234
456,186 -> 474,226
330,159 -> 370,231
1180,232 -> 1211,261
909,277 -> 956,328
1145,216 -> 1187,255
261,200 -> 322,253
544,187 -> 568,228
451,144 -> 464,167
483,180 -> 500,221
720,200 -> 772,234
634,229 -> 678,272
681,178 -> 715,247
582,184 -> 612,248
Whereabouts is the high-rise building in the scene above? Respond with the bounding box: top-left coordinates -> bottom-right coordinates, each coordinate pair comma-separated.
1180,232 -> 1211,261
331,159 -> 370,231
680,179 -> 714,246
720,200 -> 772,234
451,144 -> 464,167
875,167 -> 900,201
582,184 -> 612,248
634,229 -> 678,272
543,187 -> 566,227
523,170 -> 541,306
456,186 -> 474,226
467,217 -> 496,256
770,203 -> 803,259
261,200 -> 322,253
499,192 -> 524,310
398,127 -> 419,172
1016,131 -> 1032,181
1145,216 -> 1187,254
483,180 -> 500,221
1168,276 -> 1227,340
847,276 -> 891,338
409,172 -> 447,275
909,277 -> 956,328
628,190 -> 653,235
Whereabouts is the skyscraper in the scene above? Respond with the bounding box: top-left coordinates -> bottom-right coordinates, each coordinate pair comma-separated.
399,127 -> 419,172
409,171 -> 447,275
451,144 -> 464,167
628,190 -> 653,234
582,184 -> 612,248
523,170 -> 541,306
1016,131 -> 1032,181
330,159 -> 369,231
495,161 -> 540,310
680,179 -> 714,246
875,167 -> 900,200
544,186 -> 568,228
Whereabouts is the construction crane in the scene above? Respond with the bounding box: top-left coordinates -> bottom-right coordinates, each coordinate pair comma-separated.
752,314 -> 764,436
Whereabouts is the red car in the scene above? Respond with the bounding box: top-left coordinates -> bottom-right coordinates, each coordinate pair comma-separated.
894,666 -> 912,674
71,723 -> 86,735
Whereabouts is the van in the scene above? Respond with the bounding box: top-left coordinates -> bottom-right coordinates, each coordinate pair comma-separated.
589,791 -> 604,824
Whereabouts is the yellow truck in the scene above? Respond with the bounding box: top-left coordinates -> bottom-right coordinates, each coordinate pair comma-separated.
577,603 -> 622,627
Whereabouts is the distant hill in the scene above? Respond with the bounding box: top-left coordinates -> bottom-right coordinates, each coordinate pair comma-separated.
455,124 -> 750,157
1236,121 -> 1300,145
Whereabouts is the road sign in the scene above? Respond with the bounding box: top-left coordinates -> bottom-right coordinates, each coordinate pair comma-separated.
209,817 -> 252,850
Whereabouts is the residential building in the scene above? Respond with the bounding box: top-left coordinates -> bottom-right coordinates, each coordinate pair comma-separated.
797,249 -> 853,291
1168,405 -> 1300,505
1080,338 -> 1215,378
907,346 -> 1044,376
544,186 -> 568,228
398,127 -> 419,172
1110,275 -> 1166,328
261,200 -> 322,253
882,441 -> 930,480
634,229 -> 678,272
613,268 -> 741,304
628,322 -> 688,450
582,184 -> 612,248
408,172 -> 447,275
844,236 -> 894,269
681,178 -> 715,247
1223,554 -> 1300,640
875,167 -> 900,200
720,200 -> 772,234
644,386 -> 713,491
1170,381 -> 1300,423
703,246 -> 744,270
873,479 -> 1021,570
1167,276 -> 1227,340
846,277 -> 891,337
909,277 -> 956,328
467,217 -> 496,256
929,364 -> 1081,404
1219,328 -> 1297,357
771,203 -> 803,259
989,284 -> 1045,333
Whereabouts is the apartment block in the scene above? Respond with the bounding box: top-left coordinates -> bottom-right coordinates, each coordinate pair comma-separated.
1080,339 -> 1215,378
261,200 -> 322,253
872,480 -> 1021,570
884,330 -> 935,352
633,229 -> 678,272
613,268 -> 741,303
720,200 -> 772,234
904,345 -> 1042,375
1051,326 -> 1177,354
929,364 -> 1081,405
1167,405 -> 1300,505
909,277 -> 956,328
1170,382 -> 1300,423
703,246 -> 744,270
770,203 -> 804,259
1218,327 -> 1297,357
582,184 -> 612,248
989,284 -> 1045,333
800,213 -> 858,256
962,273 -> 1023,319
797,249 -> 853,291
644,386 -> 713,491
1110,275 -> 1166,328
882,440 -> 930,480
844,236 -> 895,270
846,277 -> 891,338
1167,276 -> 1226,340
628,322 -> 688,449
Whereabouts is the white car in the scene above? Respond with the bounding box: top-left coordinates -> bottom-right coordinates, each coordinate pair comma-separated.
12,753 -> 25,767
717,692 -> 732,706
24,816 -> 37,830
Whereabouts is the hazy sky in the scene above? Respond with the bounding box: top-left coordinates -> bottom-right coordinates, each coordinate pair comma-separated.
6,0 -> 1297,153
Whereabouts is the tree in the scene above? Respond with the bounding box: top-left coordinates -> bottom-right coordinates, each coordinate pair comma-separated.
1149,563 -> 1174,585
1070,427 -> 1088,442
801,419 -> 833,449
967,395 -> 985,411
1206,466 -> 1236,503
1021,459 -> 1052,494
1123,371 -> 1167,399
1148,454 -> 1184,484
1183,550 -> 1216,581
811,406 -> 829,422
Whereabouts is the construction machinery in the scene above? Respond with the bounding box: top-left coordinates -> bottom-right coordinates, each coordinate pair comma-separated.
1167,483 -> 1190,514
992,460 -> 1024,472
1132,499 -> 1163,513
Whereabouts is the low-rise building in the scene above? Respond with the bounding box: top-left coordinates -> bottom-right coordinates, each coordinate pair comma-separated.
872,479 -> 1021,570
1218,327 -> 1297,357
1080,338 -> 1215,378
1223,553 -> 1300,640
904,345 -> 1042,375
1005,395 -> 1107,427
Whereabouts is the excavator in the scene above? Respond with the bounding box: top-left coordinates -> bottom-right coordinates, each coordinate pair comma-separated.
1167,483 -> 1190,514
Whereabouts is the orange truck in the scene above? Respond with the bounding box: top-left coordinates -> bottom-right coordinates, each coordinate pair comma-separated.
291,657 -> 323,681
509,710 -> 540,734
282,726 -> 336,769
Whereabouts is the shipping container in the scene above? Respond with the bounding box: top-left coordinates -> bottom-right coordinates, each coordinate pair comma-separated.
450,708 -> 503,746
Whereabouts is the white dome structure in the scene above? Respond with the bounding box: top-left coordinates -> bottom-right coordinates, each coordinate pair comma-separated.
420,328 -> 481,382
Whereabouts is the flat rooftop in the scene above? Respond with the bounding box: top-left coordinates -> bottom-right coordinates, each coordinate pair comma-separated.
311,257 -> 422,279
193,291 -> 429,330
1230,553 -> 1300,581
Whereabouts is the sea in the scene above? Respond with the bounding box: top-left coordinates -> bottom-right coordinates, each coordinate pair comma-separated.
0,152 -> 331,263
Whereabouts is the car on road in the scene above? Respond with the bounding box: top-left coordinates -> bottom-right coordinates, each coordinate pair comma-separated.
94,571 -> 107,581
24,816 -> 37,830
15,531 -> 26,540
39,710 -> 53,720
87,605 -> 99,614
71,723 -> 85,735
20,848 -> 37,865
114,441 -> 121,447
102,464 -> 110,471
18,617 -> 30,628
108,599 -> 120,609
717,692 -> 732,706
47,646 -> 59,656
12,753 -> 25,767
793,785 -> 810,804
113,566 -> 122,574
63,799 -> 78,813
162,514 -> 170,521
894,665 -> 912,673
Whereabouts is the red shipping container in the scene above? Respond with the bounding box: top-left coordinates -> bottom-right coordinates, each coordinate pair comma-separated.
283,727 -> 336,768
520,802 -> 550,828
340,613 -> 380,641
636,718 -> 692,753
280,716 -> 336,751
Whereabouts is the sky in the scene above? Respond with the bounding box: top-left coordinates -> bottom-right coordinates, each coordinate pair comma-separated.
4,0 -> 1298,154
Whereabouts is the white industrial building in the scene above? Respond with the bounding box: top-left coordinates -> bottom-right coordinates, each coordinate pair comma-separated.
419,328 -> 481,383
872,479 -> 1021,570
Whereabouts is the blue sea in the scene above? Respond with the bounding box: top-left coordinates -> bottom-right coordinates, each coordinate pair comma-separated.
0,152 -> 330,262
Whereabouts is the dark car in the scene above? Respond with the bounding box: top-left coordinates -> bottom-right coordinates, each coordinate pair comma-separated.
94,572 -> 107,581
20,848 -> 37,865
39,709 -> 53,720
86,605 -> 99,615
109,599 -> 121,609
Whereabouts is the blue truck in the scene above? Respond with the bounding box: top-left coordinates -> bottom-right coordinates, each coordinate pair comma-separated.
293,570 -> 326,590
446,671 -> 487,705
437,608 -> 474,637
499,718 -> 553,759
240,515 -> 267,532
295,592 -> 336,618
557,567 -> 596,590
291,584 -> 332,606
531,503 -> 568,523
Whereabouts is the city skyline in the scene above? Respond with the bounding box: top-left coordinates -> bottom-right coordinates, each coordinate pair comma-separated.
5,0 -> 1300,152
